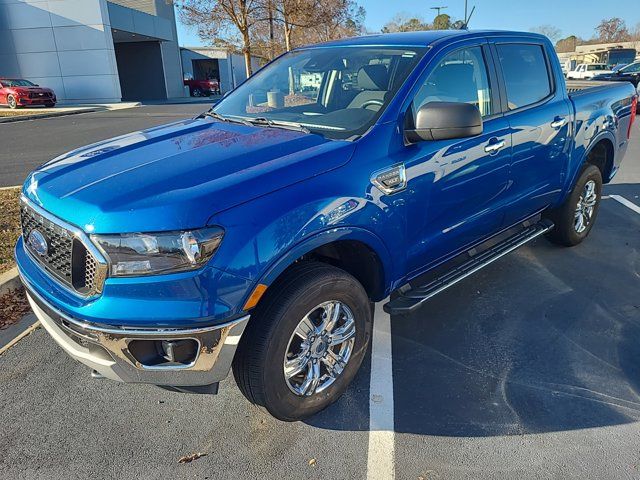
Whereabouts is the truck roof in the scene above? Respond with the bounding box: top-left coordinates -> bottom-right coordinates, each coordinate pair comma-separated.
305,30 -> 548,49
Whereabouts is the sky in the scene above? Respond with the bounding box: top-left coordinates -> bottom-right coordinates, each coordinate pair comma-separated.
175,0 -> 640,48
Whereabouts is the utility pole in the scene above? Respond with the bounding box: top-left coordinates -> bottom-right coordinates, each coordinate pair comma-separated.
431,6 -> 448,16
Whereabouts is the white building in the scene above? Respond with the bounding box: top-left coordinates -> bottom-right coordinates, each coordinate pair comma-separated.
0,0 -> 185,103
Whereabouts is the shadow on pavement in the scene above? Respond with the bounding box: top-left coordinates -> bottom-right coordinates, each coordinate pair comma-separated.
310,184 -> 640,436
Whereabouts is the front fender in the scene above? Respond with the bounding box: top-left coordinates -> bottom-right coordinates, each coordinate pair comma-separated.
207,170 -> 404,309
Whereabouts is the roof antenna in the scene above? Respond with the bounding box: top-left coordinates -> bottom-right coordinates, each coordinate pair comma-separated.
460,1 -> 475,30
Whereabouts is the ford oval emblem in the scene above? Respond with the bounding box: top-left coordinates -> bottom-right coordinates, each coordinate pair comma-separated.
27,229 -> 48,256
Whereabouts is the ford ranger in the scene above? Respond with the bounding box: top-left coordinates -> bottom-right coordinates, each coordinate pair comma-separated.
16,30 -> 637,421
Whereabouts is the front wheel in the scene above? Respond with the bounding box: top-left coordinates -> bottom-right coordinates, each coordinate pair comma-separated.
233,262 -> 372,421
545,164 -> 602,246
7,94 -> 18,109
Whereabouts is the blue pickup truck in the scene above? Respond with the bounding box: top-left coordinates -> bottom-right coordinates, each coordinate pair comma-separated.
16,30 -> 637,421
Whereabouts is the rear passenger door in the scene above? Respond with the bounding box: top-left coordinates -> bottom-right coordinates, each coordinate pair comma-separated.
491,40 -> 572,226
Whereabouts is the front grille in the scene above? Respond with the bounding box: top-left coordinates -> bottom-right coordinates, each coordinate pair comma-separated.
20,201 -> 106,296
29,92 -> 51,98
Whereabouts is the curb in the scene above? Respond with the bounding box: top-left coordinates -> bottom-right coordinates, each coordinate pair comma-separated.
0,102 -> 141,124
0,315 -> 39,354
0,108 -> 96,123
0,267 -> 20,296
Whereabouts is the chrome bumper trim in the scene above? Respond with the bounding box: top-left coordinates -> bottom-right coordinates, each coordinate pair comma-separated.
21,273 -> 249,387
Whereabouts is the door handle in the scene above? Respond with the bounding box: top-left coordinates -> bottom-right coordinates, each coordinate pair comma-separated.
484,140 -> 505,154
551,117 -> 568,129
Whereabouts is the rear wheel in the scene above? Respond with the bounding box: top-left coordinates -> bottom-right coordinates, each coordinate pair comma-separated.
7,94 -> 18,109
191,87 -> 204,97
545,164 -> 602,246
233,262 -> 372,421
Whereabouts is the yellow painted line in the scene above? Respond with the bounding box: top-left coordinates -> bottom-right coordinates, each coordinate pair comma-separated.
0,321 -> 40,355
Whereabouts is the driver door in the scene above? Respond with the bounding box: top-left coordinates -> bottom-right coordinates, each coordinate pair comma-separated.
397,43 -> 511,276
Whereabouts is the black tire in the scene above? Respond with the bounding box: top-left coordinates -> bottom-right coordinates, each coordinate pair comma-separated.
233,261 -> 373,421
545,164 -> 602,246
191,87 -> 203,97
7,94 -> 18,109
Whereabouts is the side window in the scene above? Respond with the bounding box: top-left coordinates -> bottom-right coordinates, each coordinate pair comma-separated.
496,44 -> 552,110
412,46 -> 493,118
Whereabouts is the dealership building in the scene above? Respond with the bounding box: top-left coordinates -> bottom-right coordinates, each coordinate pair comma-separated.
0,0 -> 258,103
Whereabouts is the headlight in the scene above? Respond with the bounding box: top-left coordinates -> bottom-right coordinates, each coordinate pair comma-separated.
92,227 -> 224,277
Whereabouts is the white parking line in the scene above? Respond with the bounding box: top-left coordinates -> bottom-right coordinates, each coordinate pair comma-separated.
609,195 -> 640,215
367,301 -> 395,480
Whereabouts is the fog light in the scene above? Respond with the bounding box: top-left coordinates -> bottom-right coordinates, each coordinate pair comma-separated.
161,340 -> 197,364
128,339 -> 198,367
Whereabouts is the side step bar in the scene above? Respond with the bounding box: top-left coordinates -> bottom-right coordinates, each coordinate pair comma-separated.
384,219 -> 554,315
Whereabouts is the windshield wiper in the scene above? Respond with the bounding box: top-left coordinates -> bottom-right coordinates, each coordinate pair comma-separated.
249,117 -> 311,134
200,111 -> 252,126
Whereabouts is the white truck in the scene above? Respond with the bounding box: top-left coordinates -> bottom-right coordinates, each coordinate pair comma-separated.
566,63 -> 612,80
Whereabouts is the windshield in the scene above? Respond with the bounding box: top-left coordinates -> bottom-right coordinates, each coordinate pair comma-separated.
621,62 -> 640,73
213,46 -> 428,140
587,65 -> 608,71
2,79 -> 35,87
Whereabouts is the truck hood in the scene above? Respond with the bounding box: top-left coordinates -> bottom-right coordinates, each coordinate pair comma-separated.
24,117 -> 355,233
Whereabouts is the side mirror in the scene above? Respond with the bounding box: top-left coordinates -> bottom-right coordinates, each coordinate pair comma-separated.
405,101 -> 483,143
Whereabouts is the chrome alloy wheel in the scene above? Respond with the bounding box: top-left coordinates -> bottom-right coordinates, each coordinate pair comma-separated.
574,179 -> 597,233
283,301 -> 356,396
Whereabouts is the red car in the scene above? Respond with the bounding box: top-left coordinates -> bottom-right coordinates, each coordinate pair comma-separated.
0,78 -> 57,109
184,78 -> 221,97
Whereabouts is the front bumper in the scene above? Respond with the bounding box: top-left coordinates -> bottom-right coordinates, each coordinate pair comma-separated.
18,97 -> 55,106
23,277 -> 249,387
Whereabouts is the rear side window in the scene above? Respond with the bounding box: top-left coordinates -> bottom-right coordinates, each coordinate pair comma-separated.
496,44 -> 552,110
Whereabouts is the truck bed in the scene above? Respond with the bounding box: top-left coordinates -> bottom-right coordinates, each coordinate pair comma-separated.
565,80 -> 620,95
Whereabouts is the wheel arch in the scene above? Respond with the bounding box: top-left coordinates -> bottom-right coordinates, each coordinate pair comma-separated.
563,132 -> 616,204
256,227 -> 393,305
584,136 -> 615,184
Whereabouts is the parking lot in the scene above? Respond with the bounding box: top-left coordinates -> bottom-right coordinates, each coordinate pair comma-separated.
0,108 -> 639,479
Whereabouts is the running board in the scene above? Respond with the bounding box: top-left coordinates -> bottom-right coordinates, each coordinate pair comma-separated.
384,219 -> 554,315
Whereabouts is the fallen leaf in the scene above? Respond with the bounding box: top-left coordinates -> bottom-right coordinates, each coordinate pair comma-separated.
308,458 -> 317,467
0,287 -> 32,330
178,452 -> 207,464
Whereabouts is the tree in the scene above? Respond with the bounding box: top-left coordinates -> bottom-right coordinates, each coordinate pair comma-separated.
432,13 -> 451,30
177,0 -> 265,77
297,0 -> 365,44
382,14 -> 429,33
530,25 -> 561,43
274,0 -> 351,52
555,35 -> 579,53
631,22 -> 640,41
595,17 -> 630,43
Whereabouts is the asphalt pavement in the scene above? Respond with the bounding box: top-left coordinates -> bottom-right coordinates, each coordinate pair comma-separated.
0,103 -> 212,187
0,112 -> 639,479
